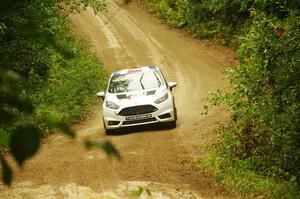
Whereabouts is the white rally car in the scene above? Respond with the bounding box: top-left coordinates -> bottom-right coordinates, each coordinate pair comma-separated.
97,66 -> 177,134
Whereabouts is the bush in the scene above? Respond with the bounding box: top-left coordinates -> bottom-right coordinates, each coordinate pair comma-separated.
200,151 -> 300,198
219,10 -> 300,179
32,38 -> 107,125
0,0 -> 120,187
0,0 -> 107,135
143,0 -> 300,196
205,10 -> 300,197
144,0 -> 300,44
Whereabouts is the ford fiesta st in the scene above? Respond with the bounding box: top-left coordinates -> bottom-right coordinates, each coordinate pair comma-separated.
97,66 -> 177,134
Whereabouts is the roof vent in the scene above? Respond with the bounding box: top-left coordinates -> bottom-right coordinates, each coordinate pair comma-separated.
116,94 -> 127,99
146,90 -> 156,95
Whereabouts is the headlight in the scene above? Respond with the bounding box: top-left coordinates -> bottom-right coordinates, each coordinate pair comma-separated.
154,92 -> 168,104
105,101 -> 120,109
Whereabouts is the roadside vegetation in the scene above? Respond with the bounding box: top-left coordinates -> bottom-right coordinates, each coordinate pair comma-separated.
141,0 -> 300,198
0,0 -> 120,185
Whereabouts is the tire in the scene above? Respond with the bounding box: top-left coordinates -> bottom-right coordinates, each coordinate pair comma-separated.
168,120 -> 176,129
103,118 -> 112,136
105,128 -> 114,136
174,107 -> 178,121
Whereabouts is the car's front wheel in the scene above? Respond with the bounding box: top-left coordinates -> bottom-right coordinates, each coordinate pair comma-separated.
103,118 -> 112,136
105,128 -> 114,135
168,120 -> 176,129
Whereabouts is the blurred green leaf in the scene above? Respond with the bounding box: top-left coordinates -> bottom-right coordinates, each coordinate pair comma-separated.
55,122 -> 75,138
130,186 -> 144,197
0,70 -> 21,86
124,0 -> 132,4
202,105 -> 209,115
130,186 -> 152,197
10,125 -> 41,166
0,130 -> 9,147
47,115 -> 76,138
1,94 -> 33,114
0,156 -> 12,186
0,107 -> 16,124
85,140 -> 120,159
145,187 -> 152,196
11,95 -> 34,114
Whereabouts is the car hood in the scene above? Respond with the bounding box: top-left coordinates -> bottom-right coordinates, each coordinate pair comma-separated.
105,87 -> 167,107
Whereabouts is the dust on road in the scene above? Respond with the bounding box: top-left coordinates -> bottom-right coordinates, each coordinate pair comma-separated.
0,0 -> 240,198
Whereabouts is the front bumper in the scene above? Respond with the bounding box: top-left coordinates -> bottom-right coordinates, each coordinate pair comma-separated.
102,100 -> 176,129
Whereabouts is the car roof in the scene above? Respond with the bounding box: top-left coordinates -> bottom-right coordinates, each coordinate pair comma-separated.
112,66 -> 159,77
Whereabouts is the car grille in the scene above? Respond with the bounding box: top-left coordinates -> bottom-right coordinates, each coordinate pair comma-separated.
118,105 -> 158,116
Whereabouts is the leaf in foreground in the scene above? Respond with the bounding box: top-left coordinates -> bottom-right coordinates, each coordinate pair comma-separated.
0,156 -> 12,186
130,186 -> 152,197
85,140 -> 120,159
9,125 -> 41,166
0,130 -> 9,147
130,186 -> 144,197
47,115 -> 76,138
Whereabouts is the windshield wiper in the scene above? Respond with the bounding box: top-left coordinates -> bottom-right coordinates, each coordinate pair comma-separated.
154,72 -> 162,87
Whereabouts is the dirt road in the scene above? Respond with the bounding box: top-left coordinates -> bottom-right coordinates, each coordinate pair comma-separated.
0,0 -> 239,198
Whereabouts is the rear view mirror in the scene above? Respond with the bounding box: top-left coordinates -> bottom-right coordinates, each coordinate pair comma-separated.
96,91 -> 105,99
168,82 -> 177,90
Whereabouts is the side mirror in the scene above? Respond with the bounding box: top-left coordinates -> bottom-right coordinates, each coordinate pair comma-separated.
96,91 -> 105,99
168,82 -> 177,90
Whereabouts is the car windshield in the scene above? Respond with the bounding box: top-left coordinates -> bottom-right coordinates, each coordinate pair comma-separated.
108,69 -> 164,93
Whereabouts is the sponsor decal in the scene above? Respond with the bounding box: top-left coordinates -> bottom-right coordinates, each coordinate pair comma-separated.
127,92 -> 145,100
128,68 -> 142,74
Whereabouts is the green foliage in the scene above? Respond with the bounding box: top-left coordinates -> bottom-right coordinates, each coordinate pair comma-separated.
47,115 -> 76,138
0,0 -> 107,130
130,186 -> 152,197
85,140 -> 120,159
203,7 -> 300,198
10,124 -> 41,166
211,10 -> 300,179
0,0 -> 108,15
154,0 -> 187,27
144,0 -> 300,45
0,69 -> 77,185
0,156 -> 12,186
0,0 -> 119,186
199,152 -> 300,198
144,0 -> 300,195
31,39 -> 107,125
